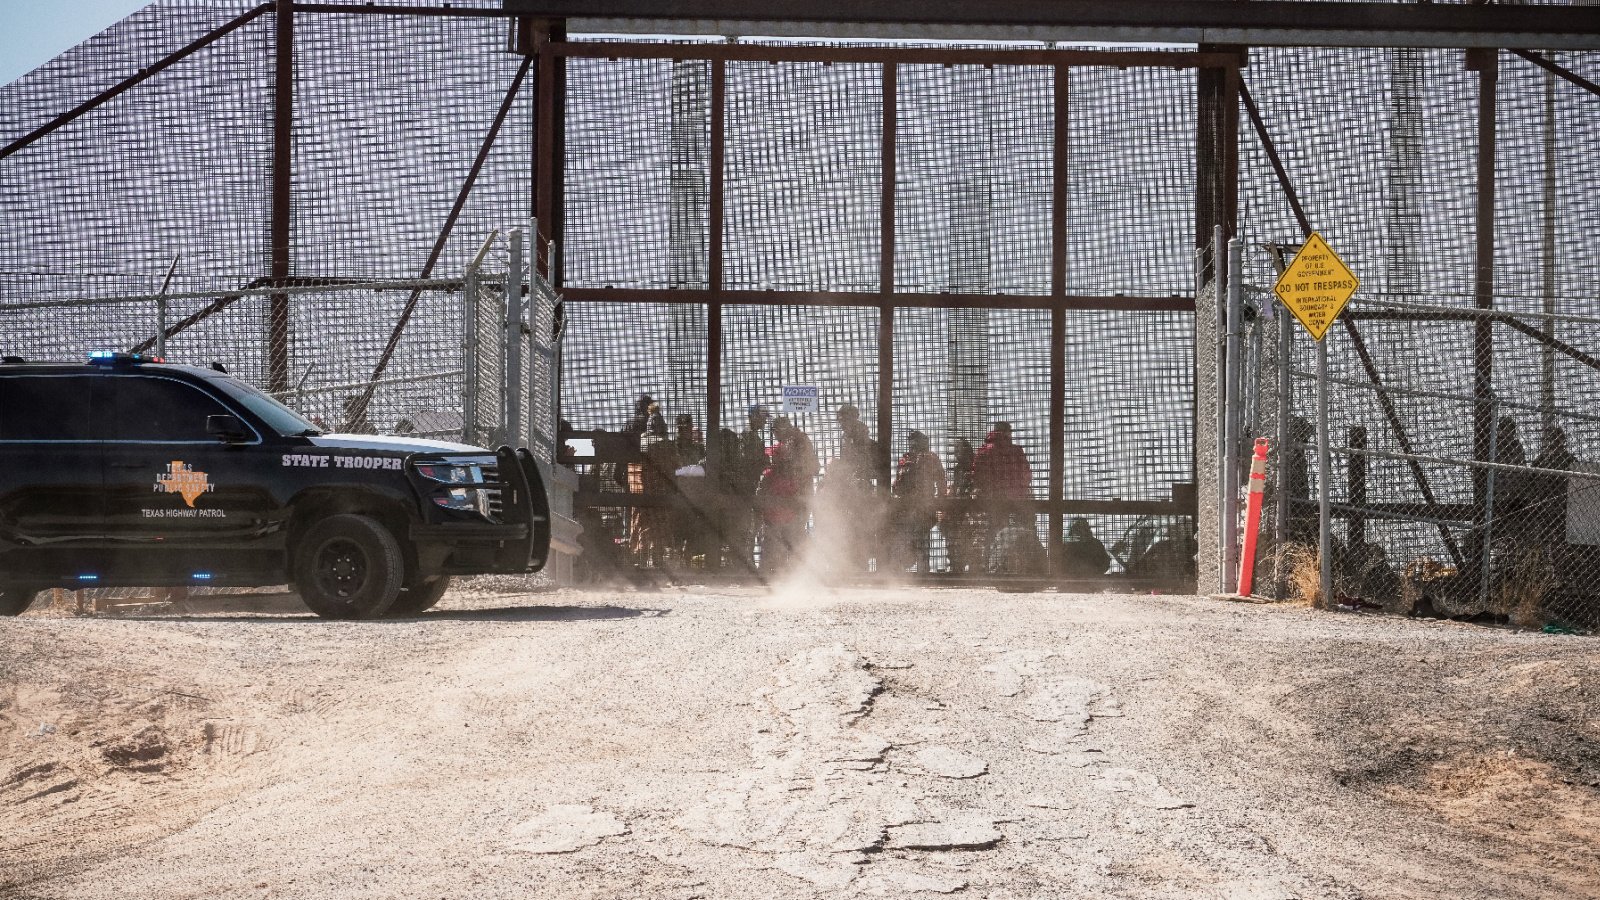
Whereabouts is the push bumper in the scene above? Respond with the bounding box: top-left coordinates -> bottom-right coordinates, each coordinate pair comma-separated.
407,446 -> 551,574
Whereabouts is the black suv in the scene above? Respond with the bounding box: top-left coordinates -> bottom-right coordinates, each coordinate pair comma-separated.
0,353 -> 550,618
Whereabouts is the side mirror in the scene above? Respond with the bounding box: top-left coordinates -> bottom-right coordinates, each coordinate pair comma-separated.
206,414 -> 249,443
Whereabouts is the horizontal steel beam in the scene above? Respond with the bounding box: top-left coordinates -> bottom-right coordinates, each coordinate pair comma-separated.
560,287 -> 1195,312
575,492 -> 1194,517
553,41 -> 1237,68
569,21 -> 1600,51
499,0 -> 1600,49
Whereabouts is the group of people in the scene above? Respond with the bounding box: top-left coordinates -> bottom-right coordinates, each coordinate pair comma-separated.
575,393 -> 1129,580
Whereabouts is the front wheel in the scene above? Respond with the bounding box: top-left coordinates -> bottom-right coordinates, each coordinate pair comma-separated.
293,514 -> 404,620
0,585 -> 39,616
386,575 -> 451,618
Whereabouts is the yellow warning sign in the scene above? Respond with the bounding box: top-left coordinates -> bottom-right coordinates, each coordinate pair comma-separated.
1274,232 -> 1359,342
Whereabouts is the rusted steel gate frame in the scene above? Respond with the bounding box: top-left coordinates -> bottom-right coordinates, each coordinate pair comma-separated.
531,35 -> 1241,570
0,1 -> 1241,575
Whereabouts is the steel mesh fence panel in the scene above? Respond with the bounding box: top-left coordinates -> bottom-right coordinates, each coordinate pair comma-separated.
560,301 -> 708,435
290,13 -> 531,281
1228,47 -> 1600,629
1238,48 -> 1479,304
0,5 -> 272,306
721,304 -> 877,465
564,57 -> 710,292
283,286 -> 466,435
724,62 -> 883,292
1064,310 -> 1194,503
895,64 -> 1052,296
0,0 -> 261,151
1066,65 -> 1196,298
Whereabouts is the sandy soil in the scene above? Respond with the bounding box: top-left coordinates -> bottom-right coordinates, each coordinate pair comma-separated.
2,583 -> 1597,899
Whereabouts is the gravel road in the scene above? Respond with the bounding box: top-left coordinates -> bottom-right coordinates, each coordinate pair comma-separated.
2,584 -> 1597,899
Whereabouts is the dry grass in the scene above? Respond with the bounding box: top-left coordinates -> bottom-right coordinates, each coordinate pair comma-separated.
1494,549 -> 1556,628
1277,544 -> 1323,607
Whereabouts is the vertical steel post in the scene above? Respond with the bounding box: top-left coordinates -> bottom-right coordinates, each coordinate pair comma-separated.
1470,48 -> 1498,593
1273,248 -> 1292,600
1223,236 -> 1244,590
1479,396 -> 1499,608
1317,336 -> 1333,607
1213,225 -> 1227,587
1195,53 -> 1240,255
1541,57 -> 1558,436
269,0 -> 293,393
534,217 -> 547,451
878,62 -> 896,521
706,58 -> 726,487
463,262 -> 479,445
533,20 -> 567,284
507,227 -> 525,448
1194,244 -> 1206,490
1049,63 -> 1069,574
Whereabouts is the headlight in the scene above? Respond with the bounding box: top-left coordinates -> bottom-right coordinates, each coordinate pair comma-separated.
414,462 -> 484,484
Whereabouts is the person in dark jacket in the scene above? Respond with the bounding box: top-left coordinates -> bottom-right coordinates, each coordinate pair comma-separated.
892,430 -> 947,573
946,438 -> 979,574
729,404 -> 771,573
630,406 -> 680,568
1060,517 -> 1111,578
675,413 -> 705,466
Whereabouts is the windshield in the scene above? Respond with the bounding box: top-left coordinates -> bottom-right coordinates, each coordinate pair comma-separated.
210,377 -> 323,437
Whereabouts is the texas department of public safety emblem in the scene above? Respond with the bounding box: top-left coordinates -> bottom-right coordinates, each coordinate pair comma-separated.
154,460 -> 215,507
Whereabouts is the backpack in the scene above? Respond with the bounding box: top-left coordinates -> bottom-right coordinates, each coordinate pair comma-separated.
988,522 -> 1046,577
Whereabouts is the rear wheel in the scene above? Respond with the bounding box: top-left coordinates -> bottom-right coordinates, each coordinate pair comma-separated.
293,514 -> 404,620
0,585 -> 39,616
386,574 -> 451,618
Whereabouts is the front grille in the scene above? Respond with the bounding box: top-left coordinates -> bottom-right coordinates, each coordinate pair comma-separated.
481,464 -> 503,522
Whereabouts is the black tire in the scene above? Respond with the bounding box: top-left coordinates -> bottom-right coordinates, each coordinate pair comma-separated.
293,514 -> 404,620
386,575 -> 451,618
0,585 -> 39,616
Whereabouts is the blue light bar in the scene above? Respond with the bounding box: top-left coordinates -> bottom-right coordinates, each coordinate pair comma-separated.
87,351 -> 115,361
77,573 -> 99,582
192,572 -> 213,581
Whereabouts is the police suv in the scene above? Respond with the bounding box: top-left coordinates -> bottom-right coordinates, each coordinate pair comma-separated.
0,352 -> 550,618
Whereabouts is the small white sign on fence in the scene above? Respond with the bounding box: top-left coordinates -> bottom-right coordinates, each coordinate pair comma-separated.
781,385 -> 819,415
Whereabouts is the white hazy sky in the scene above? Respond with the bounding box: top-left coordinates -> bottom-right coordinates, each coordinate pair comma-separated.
1,0 -> 151,86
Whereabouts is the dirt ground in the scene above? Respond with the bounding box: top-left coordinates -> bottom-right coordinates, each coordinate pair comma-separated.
2,582 -> 1597,900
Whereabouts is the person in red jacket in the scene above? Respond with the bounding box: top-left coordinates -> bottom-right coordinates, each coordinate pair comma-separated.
971,421 -> 1032,547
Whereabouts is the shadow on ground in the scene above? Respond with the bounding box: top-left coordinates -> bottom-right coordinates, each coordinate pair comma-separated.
97,604 -> 669,624
415,604 -> 669,622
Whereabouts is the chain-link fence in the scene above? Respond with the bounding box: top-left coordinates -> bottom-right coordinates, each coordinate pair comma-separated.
1,226 -> 559,451
1251,290 -> 1600,633
1207,47 -> 1600,633
2,277 -> 467,435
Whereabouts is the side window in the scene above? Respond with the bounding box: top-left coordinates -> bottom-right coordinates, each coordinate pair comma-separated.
0,375 -> 97,441
107,377 -> 235,442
